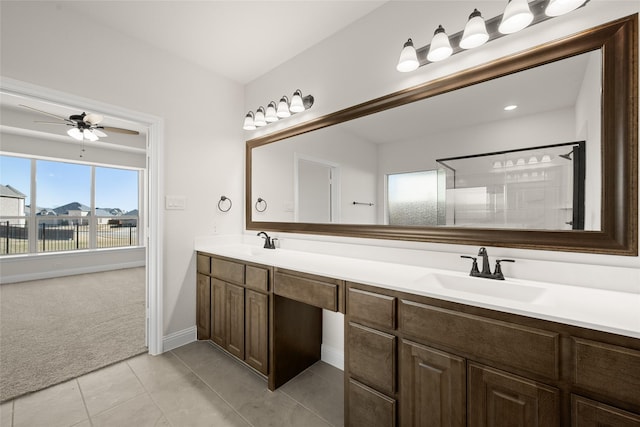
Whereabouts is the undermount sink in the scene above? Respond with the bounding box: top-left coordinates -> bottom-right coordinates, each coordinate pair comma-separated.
416,272 -> 546,303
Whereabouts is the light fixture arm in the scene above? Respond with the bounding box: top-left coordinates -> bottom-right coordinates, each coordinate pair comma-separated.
410,0 -> 589,68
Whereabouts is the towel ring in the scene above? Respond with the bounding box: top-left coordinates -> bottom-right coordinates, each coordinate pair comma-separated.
255,197 -> 267,212
218,196 -> 232,212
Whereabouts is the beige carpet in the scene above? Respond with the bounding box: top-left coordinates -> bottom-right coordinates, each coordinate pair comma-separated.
0,267 -> 147,402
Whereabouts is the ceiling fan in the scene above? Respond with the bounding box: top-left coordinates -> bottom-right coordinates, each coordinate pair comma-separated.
20,104 -> 140,142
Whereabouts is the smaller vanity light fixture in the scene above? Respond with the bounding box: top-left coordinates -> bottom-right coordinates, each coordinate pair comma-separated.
253,107 -> 267,127
396,0 -> 589,72
243,90 -> 314,130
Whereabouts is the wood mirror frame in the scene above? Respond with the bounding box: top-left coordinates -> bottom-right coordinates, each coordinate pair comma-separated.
246,15 -> 638,255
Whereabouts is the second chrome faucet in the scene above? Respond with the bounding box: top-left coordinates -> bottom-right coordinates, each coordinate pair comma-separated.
461,247 -> 514,280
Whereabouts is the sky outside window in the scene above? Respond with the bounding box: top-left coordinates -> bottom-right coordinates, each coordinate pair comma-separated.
0,156 -> 31,206
1,155 -> 139,212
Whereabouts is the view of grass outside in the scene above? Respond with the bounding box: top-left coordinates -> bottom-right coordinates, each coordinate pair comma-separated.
0,155 -> 141,256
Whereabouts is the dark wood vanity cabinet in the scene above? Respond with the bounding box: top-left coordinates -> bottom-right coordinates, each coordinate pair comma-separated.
196,252 -> 270,376
345,281 -> 640,427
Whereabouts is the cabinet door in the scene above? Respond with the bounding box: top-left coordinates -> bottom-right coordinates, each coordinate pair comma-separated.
226,282 -> 245,359
400,340 -> 465,427
196,273 -> 211,340
349,378 -> 396,427
211,278 -> 226,347
245,289 -> 268,375
572,395 -> 640,427
468,363 -> 560,427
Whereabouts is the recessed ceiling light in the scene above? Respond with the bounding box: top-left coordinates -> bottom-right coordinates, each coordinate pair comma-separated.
504,105 -> 518,111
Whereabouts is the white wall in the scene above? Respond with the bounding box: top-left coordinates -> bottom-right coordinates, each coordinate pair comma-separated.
0,2 -> 245,338
244,1 -> 640,362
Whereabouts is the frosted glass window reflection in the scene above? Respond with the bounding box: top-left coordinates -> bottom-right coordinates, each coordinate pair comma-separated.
387,170 -> 444,226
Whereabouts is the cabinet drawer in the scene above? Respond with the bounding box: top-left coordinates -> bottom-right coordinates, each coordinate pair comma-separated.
573,338 -> 640,407
246,265 -> 269,292
572,395 -> 640,426
212,258 -> 245,284
400,299 -> 559,380
274,271 -> 338,311
348,322 -> 396,396
197,253 -> 210,274
348,378 -> 396,427
348,287 -> 396,330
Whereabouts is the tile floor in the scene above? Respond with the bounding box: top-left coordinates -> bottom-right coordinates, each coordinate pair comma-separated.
0,341 -> 344,427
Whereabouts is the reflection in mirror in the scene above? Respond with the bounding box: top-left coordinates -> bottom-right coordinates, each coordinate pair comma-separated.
252,50 -> 601,232
436,142 -> 586,230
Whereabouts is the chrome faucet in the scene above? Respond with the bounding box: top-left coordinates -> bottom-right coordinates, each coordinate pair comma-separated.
257,231 -> 276,249
461,247 -> 514,280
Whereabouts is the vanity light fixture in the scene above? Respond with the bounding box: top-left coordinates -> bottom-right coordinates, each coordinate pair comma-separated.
243,112 -> 256,130
396,38 -> 420,72
545,0 -> 586,16
254,107 -> 267,127
427,25 -> 453,62
277,96 -> 291,118
396,0 -> 589,72
460,9 -> 489,49
499,0 -> 534,34
265,101 -> 279,123
242,90 -> 314,130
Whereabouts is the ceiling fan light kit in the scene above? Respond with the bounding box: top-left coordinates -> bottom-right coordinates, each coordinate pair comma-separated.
21,104 -> 140,142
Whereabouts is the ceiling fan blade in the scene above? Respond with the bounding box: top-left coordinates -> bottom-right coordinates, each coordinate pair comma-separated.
20,104 -> 71,122
83,113 -> 104,125
34,121 -> 71,126
101,126 -> 139,135
92,128 -> 108,138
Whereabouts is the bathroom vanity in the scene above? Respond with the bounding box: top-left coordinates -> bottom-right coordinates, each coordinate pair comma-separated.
195,243 -> 640,426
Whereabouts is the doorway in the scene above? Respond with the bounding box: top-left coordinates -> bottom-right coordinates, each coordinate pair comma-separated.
0,79 -> 163,352
294,154 -> 340,223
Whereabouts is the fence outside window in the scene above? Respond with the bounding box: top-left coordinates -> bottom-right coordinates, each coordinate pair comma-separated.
0,216 -> 139,255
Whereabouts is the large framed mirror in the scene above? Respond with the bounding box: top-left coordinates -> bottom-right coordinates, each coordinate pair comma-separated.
246,15 -> 637,255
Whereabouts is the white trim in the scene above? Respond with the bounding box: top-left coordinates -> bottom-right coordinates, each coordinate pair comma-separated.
321,344 -> 344,371
163,326 -> 197,352
0,259 -> 144,284
0,77 -> 164,356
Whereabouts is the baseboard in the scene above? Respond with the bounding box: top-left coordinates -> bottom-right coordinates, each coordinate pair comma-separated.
0,260 -> 145,284
321,344 -> 344,371
163,326 -> 197,352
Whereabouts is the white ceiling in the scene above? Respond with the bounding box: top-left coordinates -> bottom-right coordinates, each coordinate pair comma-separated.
60,1 -> 388,85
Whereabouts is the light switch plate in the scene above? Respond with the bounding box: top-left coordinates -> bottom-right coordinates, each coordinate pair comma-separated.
165,195 -> 186,210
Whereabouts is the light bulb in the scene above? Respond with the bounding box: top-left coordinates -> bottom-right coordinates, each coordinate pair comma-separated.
460,9 -> 489,50
396,38 -> 419,72
427,25 -> 452,62
545,0 -> 586,16
265,101 -> 278,123
290,90 -> 305,113
277,96 -> 291,118
243,112 -> 256,130
254,107 -> 267,127
499,0 -> 534,34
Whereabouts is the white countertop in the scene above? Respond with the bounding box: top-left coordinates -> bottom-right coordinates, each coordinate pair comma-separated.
195,240 -> 640,339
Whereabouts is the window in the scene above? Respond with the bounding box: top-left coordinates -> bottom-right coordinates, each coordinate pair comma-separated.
387,170 -> 445,226
0,154 -> 142,255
